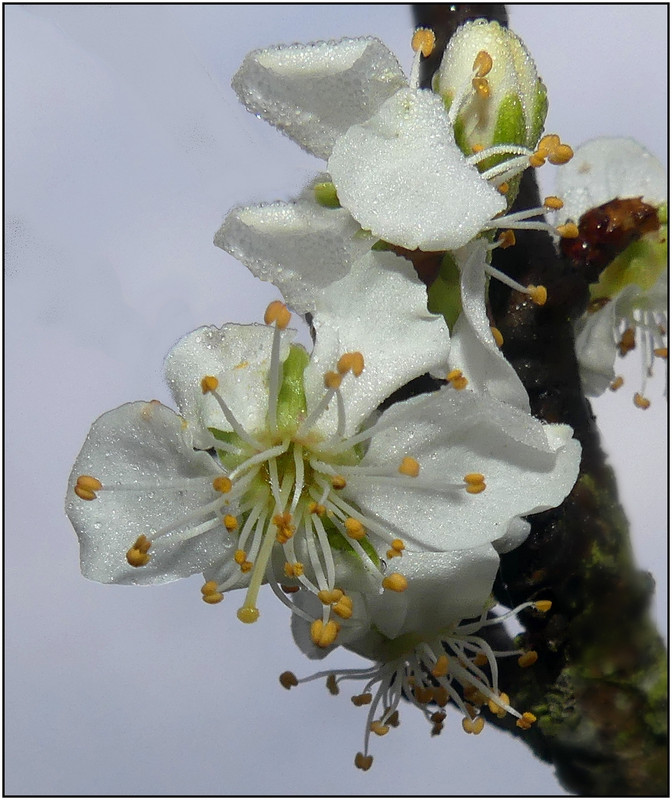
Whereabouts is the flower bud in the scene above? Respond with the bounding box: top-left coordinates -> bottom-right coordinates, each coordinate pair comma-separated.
436,20 -> 547,158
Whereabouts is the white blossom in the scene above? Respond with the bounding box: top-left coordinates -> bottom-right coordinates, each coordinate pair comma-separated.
557,138 -> 668,406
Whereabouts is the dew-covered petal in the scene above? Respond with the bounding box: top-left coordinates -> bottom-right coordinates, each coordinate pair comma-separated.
556,137 -> 666,224
450,240 -> 530,410
365,547 -> 499,640
304,249 -> 452,438
328,88 -> 505,251
232,37 -> 407,160
346,387 -> 581,550
214,197 -> 373,315
164,323 -> 294,439
66,401 -> 233,584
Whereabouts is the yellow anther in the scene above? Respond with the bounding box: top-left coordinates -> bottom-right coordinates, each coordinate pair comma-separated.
382,573 -> 408,592
264,300 -> 291,329
76,475 -> 102,491
223,514 -> 238,532
386,548 -> 402,559
518,650 -> 539,668
74,474 -> 102,501
284,561 -> 304,578
279,671 -> 298,689
324,371 -> 342,390
634,393 -> 651,410
473,49 -> 493,77
126,535 -> 151,567
390,538 -> 405,552
557,222 -> 579,239
462,716 -> 485,734
352,693 -> 373,706
609,376 -> 624,391
337,351 -> 365,377
326,674 -> 339,695
497,182 -> 510,195
370,721 -> 390,737
446,369 -> 463,382
212,476 -> 232,493
354,752 -> 373,771
317,588 -> 343,605
310,618 -> 340,648
544,195 -> 564,210
654,347 -> 668,359
332,595 -> 353,619
273,511 -> 295,543
491,326 -> 504,348
516,711 -> 537,730
432,654 -> 449,678
398,456 -> 420,477
548,143 -> 573,165
411,27 -> 436,58
234,549 -> 247,565
464,472 -> 485,484
202,591 -> 224,604
331,475 -> 347,490
200,580 -> 223,604
472,76 -> 490,98
527,284 -> 548,306
433,686 -> 450,707
471,143 -> 485,153
237,606 -> 260,624
497,229 -> 516,249
529,152 -> 546,168
200,375 -> 219,394
618,328 -> 636,355
308,502 -> 326,516
414,685 -> 434,705
488,692 -> 510,719
473,652 -> 489,667
537,134 -> 560,155
344,517 -> 365,540
465,481 -> 486,494
535,600 -> 552,613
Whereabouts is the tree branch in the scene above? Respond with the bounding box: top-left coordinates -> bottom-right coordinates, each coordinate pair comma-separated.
412,4 -> 668,795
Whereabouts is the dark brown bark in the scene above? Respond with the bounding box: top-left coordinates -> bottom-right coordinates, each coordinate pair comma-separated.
411,5 -> 668,795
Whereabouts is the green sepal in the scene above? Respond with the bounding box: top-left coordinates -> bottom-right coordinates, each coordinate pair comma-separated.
427,252 -> 462,331
314,181 -> 340,208
589,225 -> 668,299
476,93 -> 526,174
276,344 -> 309,433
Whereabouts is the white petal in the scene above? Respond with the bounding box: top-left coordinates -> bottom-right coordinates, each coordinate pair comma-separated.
556,137 -> 667,223
232,38 -> 407,159
346,387 -> 580,550
66,402 -> 233,584
164,323 -> 294,439
304,249 -> 451,437
214,198 -> 373,315
574,300 -> 619,396
328,88 -> 505,251
366,547 -> 499,639
450,241 -> 530,410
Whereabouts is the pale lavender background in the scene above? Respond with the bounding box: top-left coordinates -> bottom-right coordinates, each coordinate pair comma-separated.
5,4 -> 667,795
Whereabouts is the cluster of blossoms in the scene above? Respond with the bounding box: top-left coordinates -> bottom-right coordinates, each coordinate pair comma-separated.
66,17 -> 667,772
